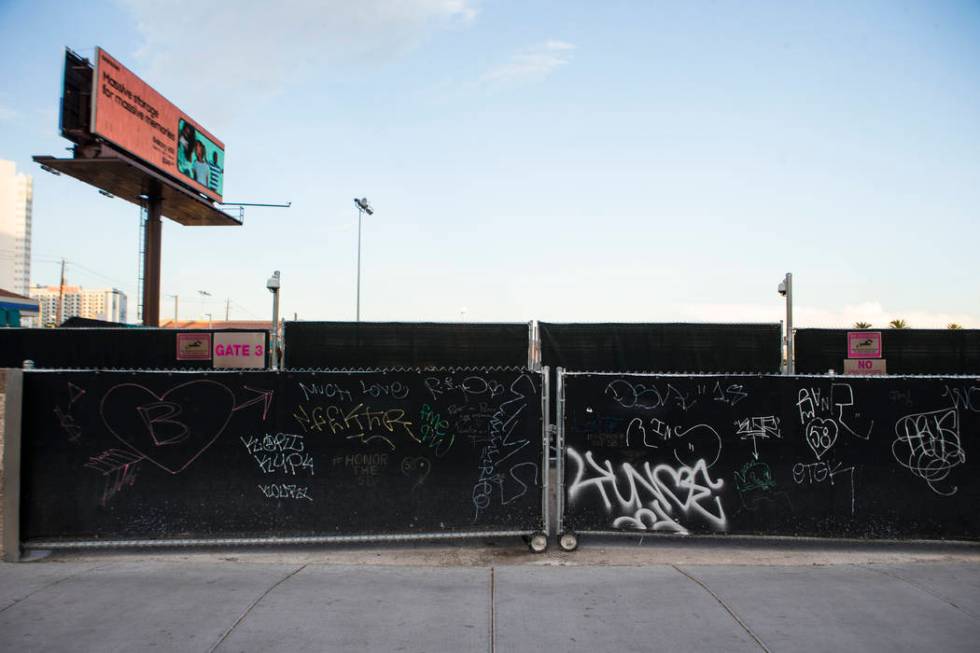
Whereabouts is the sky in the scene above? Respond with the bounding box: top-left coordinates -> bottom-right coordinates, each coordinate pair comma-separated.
0,0 -> 978,327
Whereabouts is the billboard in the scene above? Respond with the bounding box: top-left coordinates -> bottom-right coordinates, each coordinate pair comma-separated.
91,48 -> 224,201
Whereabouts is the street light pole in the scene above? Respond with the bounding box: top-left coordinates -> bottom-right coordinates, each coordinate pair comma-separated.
778,272 -> 794,375
354,198 -> 373,322
267,271 -> 281,370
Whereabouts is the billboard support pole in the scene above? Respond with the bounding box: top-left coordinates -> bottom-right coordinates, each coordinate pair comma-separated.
142,190 -> 162,327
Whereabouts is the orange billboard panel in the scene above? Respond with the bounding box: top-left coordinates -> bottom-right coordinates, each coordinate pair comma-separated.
91,47 -> 224,202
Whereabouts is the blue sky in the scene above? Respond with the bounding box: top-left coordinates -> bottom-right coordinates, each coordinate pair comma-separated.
0,0 -> 978,326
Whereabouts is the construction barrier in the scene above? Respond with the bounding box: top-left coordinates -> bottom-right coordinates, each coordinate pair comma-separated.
283,322 -> 533,369
557,371 -> 979,544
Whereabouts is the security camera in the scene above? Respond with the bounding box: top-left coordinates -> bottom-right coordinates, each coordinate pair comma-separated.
267,270 -> 280,292
777,280 -> 787,296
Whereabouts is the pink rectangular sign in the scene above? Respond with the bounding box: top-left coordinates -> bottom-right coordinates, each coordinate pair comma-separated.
847,331 -> 882,359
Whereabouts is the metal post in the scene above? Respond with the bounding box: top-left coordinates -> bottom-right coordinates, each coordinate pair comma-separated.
555,367 -> 565,537
356,206 -> 362,322
541,366 -> 550,535
142,192 -> 162,327
785,273 -> 794,375
3,369 -> 24,561
271,288 -> 280,370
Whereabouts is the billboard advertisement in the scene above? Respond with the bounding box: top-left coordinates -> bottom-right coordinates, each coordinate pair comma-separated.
91,47 -> 224,201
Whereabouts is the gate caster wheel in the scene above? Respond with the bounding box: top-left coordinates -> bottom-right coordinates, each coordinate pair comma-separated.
527,532 -> 549,553
558,531 -> 578,552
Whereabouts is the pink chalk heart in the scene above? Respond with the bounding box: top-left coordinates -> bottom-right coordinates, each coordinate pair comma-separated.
100,380 -> 236,474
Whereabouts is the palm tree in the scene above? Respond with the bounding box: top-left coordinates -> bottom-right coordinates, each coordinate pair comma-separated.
947,323 -> 963,330
853,321 -> 872,329
889,319 -> 908,329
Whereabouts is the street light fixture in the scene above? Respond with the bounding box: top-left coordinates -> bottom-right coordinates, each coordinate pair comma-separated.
778,272 -> 794,374
354,198 -> 373,321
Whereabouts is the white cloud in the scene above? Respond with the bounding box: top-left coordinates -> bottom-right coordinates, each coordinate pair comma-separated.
480,40 -> 575,86
676,301 -> 978,329
117,0 -> 477,111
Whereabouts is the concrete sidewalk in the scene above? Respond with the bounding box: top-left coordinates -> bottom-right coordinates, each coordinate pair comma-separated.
1,541 -> 979,652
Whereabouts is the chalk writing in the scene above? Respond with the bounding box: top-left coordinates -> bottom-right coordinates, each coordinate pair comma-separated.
258,483 -> 313,501
240,432 -> 305,454
567,448 -> 727,533
401,456 -> 431,492
419,404 -> 454,457
604,379 -> 696,411
424,375 -> 505,401
625,417 -> 722,468
472,374 -> 538,520
85,448 -> 144,506
360,379 -> 410,400
332,452 -> 389,487
733,459 -> 791,511
292,403 -> 415,450
253,451 -> 315,476
792,460 -> 855,513
892,408 -> 965,496
712,381 -> 749,406
943,386 -> 980,413
734,415 -> 781,460
298,381 -> 352,402
240,432 -> 314,475
797,384 -> 873,442
54,381 -> 87,442
100,381 -> 273,474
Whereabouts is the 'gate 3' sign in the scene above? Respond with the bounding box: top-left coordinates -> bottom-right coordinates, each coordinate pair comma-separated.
213,332 -> 266,368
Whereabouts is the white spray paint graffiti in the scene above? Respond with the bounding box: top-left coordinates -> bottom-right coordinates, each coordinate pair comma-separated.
567,448 -> 727,534
892,408 -> 965,496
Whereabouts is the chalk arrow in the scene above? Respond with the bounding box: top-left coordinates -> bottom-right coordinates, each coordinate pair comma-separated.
751,436 -> 760,460
68,382 -> 87,405
233,386 -> 274,421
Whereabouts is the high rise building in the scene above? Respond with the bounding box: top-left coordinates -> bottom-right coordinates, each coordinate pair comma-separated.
30,285 -> 128,326
0,160 -> 33,296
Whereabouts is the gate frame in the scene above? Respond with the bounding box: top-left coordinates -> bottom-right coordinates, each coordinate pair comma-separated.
555,369 -> 980,546
14,367 -> 551,554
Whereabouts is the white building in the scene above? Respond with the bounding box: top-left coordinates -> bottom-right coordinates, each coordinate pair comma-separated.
0,160 -> 33,296
30,285 -> 128,326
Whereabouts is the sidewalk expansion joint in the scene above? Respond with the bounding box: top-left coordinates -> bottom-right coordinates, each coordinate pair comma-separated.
489,567 -> 496,653
671,564 -> 771,653
208,564 -> 307,653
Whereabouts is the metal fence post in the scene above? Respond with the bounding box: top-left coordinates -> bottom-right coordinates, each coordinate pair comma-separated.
555,367 -> 565,538
541,366 -> 550,535
3,369 -> 23,562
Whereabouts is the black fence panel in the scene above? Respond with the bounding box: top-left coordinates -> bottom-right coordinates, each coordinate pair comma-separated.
560,372 -> 980,540
795,328 -> 980,374
0,328 -> 268,369
540,323 -> 781,373
283,321 -> 530,369
21,368 -> 544,544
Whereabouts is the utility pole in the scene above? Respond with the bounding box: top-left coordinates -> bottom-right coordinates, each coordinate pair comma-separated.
56,258 -> 66,326
225,297 -> 230,321
166,294 -> 179,323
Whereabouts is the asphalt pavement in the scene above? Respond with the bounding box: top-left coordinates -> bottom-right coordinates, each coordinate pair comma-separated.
1,539 -> 979,652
